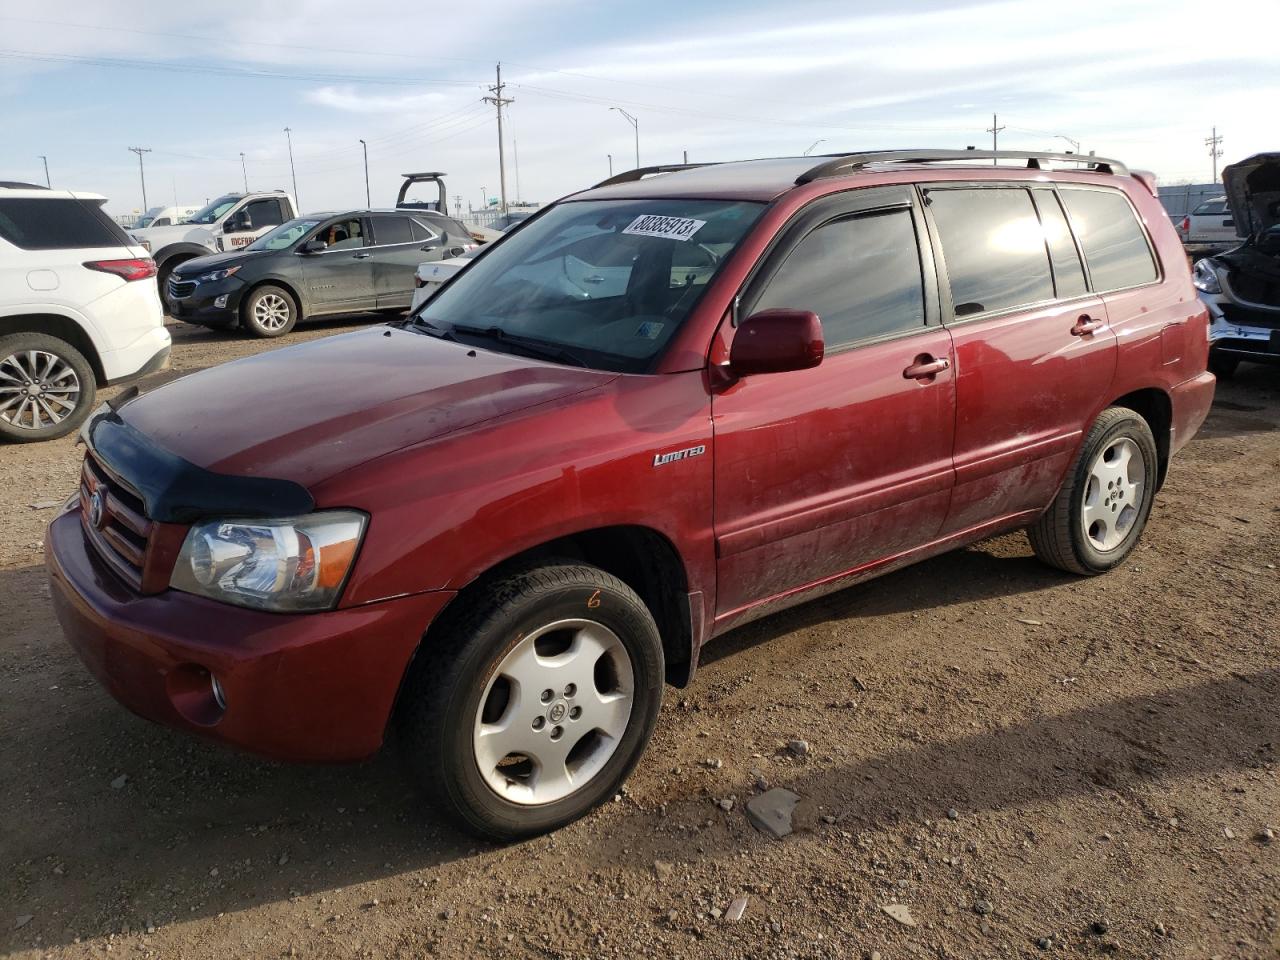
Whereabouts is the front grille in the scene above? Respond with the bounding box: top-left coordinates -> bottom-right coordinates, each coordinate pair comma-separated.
168,278 -> 196,299
80,451 -> 153,590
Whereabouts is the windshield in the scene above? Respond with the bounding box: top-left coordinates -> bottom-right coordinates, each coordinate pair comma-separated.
136,207 -> 164,228
414,198 -> 763,372
186,195 -> 241,225
247,218 -> 321,251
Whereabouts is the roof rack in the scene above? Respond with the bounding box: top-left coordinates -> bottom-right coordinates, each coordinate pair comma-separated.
592,163 -> 719,189
795,150 -> 1128,184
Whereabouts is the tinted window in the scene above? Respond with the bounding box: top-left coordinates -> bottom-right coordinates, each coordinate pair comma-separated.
374,216 -> 413,246
409,219 -> 438,242
242,198 -> 285,230
1060,188 -> 1158,291
0,198 -> 130,250
928,188 -> 1054,317
1032,191 -> 1088,299
754,208 -> 925,348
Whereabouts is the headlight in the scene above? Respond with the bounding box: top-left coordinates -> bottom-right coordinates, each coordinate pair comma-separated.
197,265 -> 242,283
1192,259 -> 1221,294
170,511 -> 367,612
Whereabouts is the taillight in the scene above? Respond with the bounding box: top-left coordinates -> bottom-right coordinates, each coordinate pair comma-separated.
84,258 -> 158,282
413,274 -> 426,288
1179,216 -> 1190,236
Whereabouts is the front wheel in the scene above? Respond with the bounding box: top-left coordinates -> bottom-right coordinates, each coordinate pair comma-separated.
1028,406 -> 1159,575
241,285 -> 298,338
0,334 -> 97,443
396,562 -> 664,840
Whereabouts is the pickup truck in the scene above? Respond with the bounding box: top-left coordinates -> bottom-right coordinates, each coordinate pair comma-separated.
131,191 -> 298,292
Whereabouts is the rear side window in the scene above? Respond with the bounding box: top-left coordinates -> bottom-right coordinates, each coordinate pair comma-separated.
409,219 -> 438,242
753,207 -> 926,348
927,187 -> 1054,316
0,198 -> 131,250
374,216 -> 413,246
1032,191 -> 1088,299
1060,188 -> 1158,291
1193,199 -> 1229,216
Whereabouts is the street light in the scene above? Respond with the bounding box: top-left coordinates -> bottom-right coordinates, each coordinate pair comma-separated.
803,139 -> 827,156
1054,134 -> 1081,154
358,140 -> 370,207
610,107 -> 639,170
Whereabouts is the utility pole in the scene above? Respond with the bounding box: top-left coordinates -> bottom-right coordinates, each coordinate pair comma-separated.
283,127 -> 299,208
38,155 -> 50,187
683,149 -> 688,164
1205,126 -> 1224,182
453,194 -> 462,218
127,147 -> 151,212
607,154 -> 613,177
482,62 -> 514,214
986,114 -> 1005,165
239,152 -> 248,192
513,138 -> 521,205
611,107 -> 639,169
358,140 -> 370,206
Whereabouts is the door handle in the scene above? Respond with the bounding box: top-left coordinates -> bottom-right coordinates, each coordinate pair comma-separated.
903,355 -> 950,380
352,252 -> 372,259
1071,315 -> 1104,336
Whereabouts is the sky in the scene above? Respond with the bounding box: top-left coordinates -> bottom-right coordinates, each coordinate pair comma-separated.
1,0 -> 1276,218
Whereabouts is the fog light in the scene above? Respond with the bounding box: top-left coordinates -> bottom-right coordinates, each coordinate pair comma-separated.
210,673 -> 227,710
214,294 -> 229,308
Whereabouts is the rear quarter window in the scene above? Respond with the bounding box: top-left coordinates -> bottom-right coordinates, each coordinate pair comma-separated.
0,197 -> 132,250
1060,188 -> 1158,291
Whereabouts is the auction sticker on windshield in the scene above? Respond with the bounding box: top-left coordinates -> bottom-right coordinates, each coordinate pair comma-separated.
623,215 -> 706,242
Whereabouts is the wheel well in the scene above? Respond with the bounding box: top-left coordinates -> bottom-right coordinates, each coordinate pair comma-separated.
456,526 -> 695,687
0,314 -> 105,384
1111,388 -> 1172,489
156,252 -> 200,276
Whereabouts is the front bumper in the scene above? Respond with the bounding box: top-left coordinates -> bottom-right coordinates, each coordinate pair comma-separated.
165,277 -> 245,325
1202,294 -> 1280,365
45,509 -> 455,762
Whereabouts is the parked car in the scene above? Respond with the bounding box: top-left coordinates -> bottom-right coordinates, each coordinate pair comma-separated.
131,190 -> 299,294
1193,153 -> 1280,376
0,182 -> 169,442
47,151 -> 1213,840
165,209 -> 476,337
1178,195 -> 1237,252
135,205 -> 202,229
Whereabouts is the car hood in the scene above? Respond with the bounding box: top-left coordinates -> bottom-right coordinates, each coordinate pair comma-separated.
1222,153 -> 1280,238
172,248 -> 267,275
132,222 -> 206,245
117,326 -> 618,487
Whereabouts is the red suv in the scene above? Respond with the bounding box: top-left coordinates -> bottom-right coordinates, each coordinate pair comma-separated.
47,150 -> 1214,839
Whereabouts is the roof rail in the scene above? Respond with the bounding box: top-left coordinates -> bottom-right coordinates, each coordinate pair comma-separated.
592,163 -> 719,189
795,150 -> 1128,184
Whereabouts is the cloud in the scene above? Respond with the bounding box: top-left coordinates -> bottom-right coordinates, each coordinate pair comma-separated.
305,85 -> 456,114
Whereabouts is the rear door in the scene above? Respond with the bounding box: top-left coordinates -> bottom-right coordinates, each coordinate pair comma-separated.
922,183 -> 1117,534
369,214 -> 443,308
298,216 -> 376,311
711,187 -> 956,618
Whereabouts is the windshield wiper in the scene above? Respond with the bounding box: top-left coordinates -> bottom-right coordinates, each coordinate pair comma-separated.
446,323 -> 588,367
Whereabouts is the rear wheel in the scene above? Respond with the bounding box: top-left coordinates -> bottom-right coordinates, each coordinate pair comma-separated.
396,562 -> 664,840
0,334 -> 96,443
1028,406 -> 1158,575
241,285 -> 298,338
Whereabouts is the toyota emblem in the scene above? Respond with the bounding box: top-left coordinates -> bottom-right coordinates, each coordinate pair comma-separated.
88,488 -> 105,529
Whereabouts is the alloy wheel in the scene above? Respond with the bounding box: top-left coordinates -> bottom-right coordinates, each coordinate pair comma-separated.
473,618 -> 635,806
0,349 -> 82,432
253,293 -> 291,331
1081,436 -> 1145,552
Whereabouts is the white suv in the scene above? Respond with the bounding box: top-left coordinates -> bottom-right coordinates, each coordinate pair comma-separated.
0,183 -> 170,442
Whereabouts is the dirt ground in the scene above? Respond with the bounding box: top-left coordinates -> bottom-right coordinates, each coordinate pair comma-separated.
2,318 -> 1278,960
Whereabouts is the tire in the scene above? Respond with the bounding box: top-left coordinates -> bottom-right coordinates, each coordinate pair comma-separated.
396,561 -> 665,841
241,285 -> 299,338
0,334 -> 97,443
1208,353 -> 1239,379
1028,406 -> 1159,575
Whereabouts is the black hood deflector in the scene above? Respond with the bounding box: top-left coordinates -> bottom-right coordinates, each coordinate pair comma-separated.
83,406 -> 315,524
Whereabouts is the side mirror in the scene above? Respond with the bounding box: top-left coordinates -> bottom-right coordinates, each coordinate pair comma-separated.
729,309 -> 824,377
223,217 -> 248,234
300,239 -> 327,254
